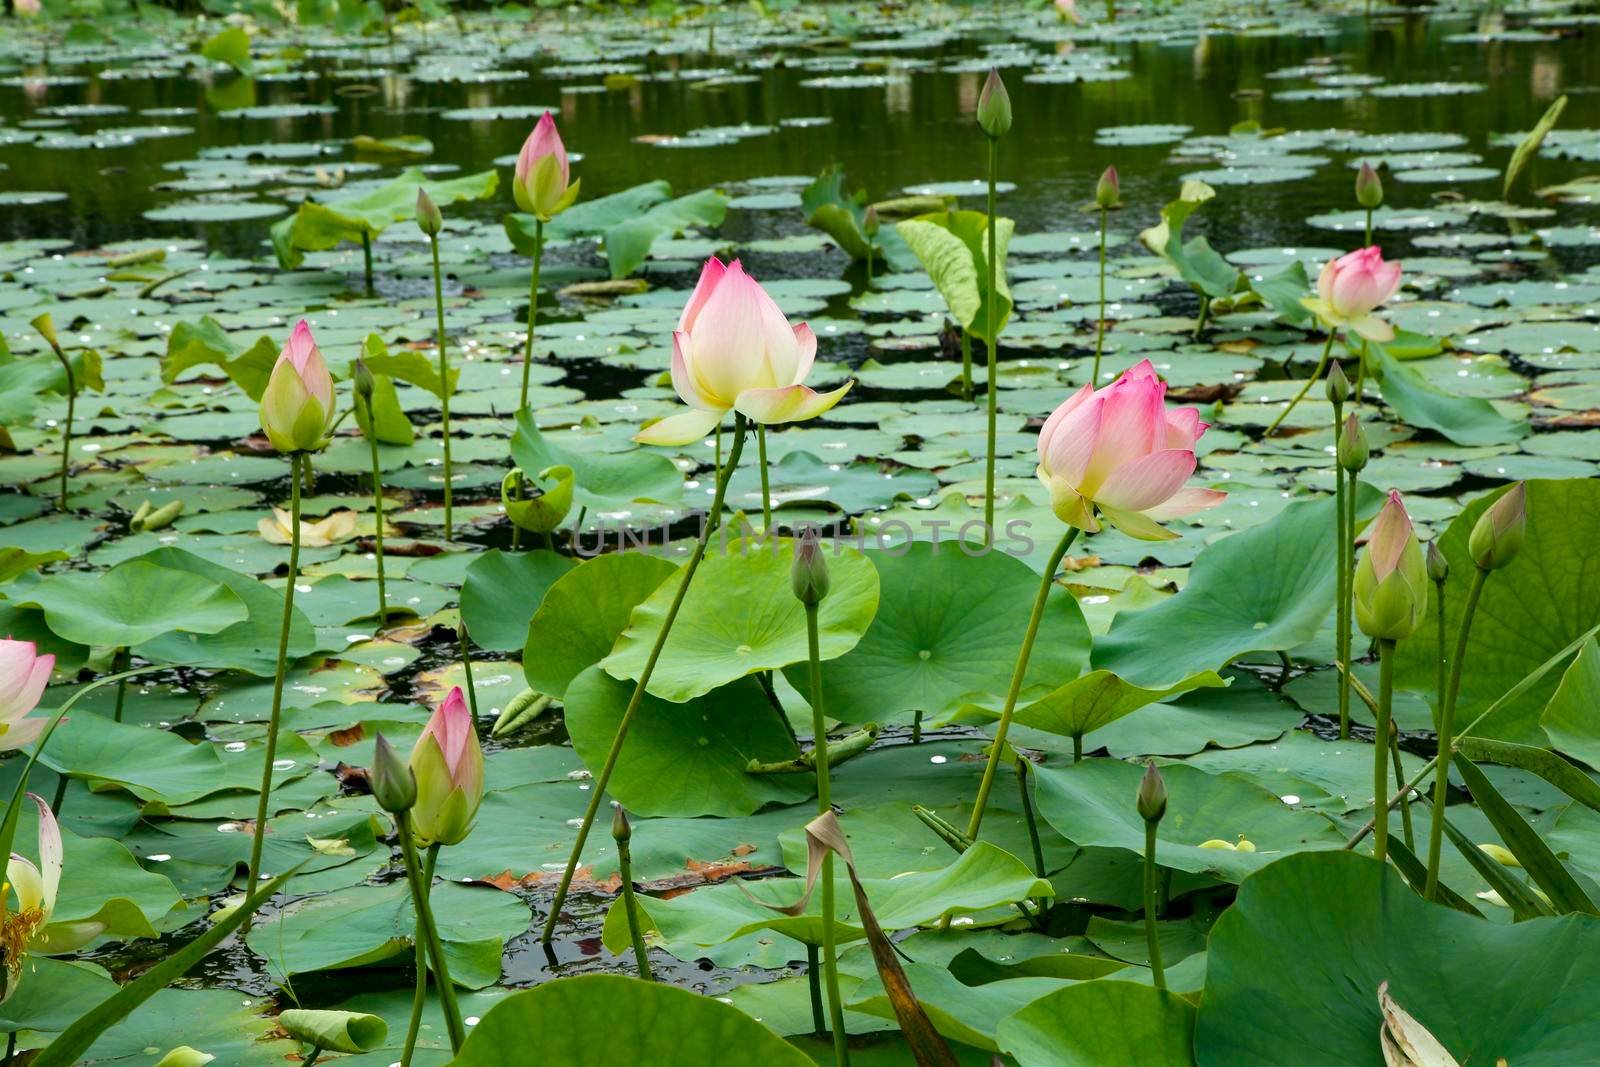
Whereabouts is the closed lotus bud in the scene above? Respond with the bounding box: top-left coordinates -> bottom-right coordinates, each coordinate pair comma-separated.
352,358 -> 376,402
792,535 -> 830,605
1355,161 -> 1384,209
611,803 -> 631,843
1468,482 -> 1525,572
1354,491 -> 1429,642
408,687 -> 484,847
1425,540 -> 1449,584
370,732 -> 417,814
1325,360 -> 1349,405
259,320 -> 337,454
863,203 -> 880,238
415,187 -> 442,238
1095,165 -> 1121,209
514,111 -> 580,221
976,68 -> 1012,139
1338,413 -> 1368,472
1136,763 -> 1167,823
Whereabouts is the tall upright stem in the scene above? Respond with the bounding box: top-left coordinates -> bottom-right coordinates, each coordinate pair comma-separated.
362,393 -> 388,628
458,622 -> 480,719
1016,757 -> 1045,877
397,814 -> 465,1052
757,424 -> 772,535
1333,401 -> 1350,740
47,343 -> 75,511
1425,567 -> 1487,898
1093,206 -> 1107,385
983,135 -> 1000,546
540,416 -> 751,944
429,236 -> 454,540
966,526 -> 1080,839
399,843 -> 439,1067
246,453 -> 304,901
1343,466 -> 1358,735
1265,330 -> 1337,439
1373,638 -> 1396,864
959,330 -> 973,404
520,218 -> 544,412
111,648 -> 129,724
361,230 -> 374,297
806,601 -> 849,1067
1143,821 -> 1165,990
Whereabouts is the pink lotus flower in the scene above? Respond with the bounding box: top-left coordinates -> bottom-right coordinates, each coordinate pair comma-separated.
408,687 -> 483,847
1035,360 -> 1225,540
259,320 -> 336,454
513,112 -> 579,221
14,0 -> 40,16
1055,0 -> 1082,23
636,258 -> 854,446
1,795 -> 69,1003
1303,246 -> 1402,342
0,640 -> 53,753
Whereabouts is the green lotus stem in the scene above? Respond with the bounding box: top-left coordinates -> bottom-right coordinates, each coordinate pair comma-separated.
399,843 -> 439,1067
983,136 -> 1000,546
805,599 -> 849,1067
111,647 -> 129,724
757,423 -> 773,535
715,421 -> 723,477
1192,296 -> 1210,341
1264,330 -> 1337,439
1352,340 -> 1369,408
397,812 -> 465,1052
1093,205 -> 1108,386
615,823 -> 652,982
428,230 -> 454,540
38,332 -> 76,511
304,1048 -> 322,1067
1365,207 -> 1373,247
1072,734 -> 1083,763
912,708 -> 923,744
519,217 -> 543,412
1343,466 -> 1358,736
966,525 -> 1080,840
1015,756 -> 1046,878
1373,638 -> 1397,863
1143,820 -> 1165,991
1334,404 -> 1350,741
457,621 -> 480,719
245,452 -> 304,907
360,391 -> 388,628
959,330 -> 973,404
361,230 -> 374,297
806,944 -> 825,1035
1426,566 -> 1488,899
540,415 -> 750,946
746,725 -> 877,774
1388,719 -> 1414,850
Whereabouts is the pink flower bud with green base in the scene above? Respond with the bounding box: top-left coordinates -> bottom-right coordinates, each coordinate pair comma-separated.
408,687 -> 484,847
0,640 -> 53,753
1035,360 -> 1225,541
1425,539 -> 1449,584
415,188 -> 442,238
976,68 -> 1012,139
792,534 -> 830,605
1325,360 -> 1350,405
1468,482 -> 1525,572
1338,413 -> 1368,472
513,112 -> 580,222
1095,165 -> 1121,210
1302,247 -> 1402,343
635,258 -> 853,446
260,320 -> 337,454
1356,161 -> 1384,209
1136,763 -> 1167,824
1354,491 -> 1429,642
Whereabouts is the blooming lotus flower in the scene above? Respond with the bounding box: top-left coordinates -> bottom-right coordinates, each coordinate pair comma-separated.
408,687 -> 483,847
258,508 -> 359,548
1,795 -> 63,1003
1035,360 -> 1225,540
1354,491 -> 1428,642
513,112 -> 580,222
260,320 -> 337,454
0,641 -> 52,754
1302,247 -> 1402,343
14,0 -> 39,16
635,258 -> 854,446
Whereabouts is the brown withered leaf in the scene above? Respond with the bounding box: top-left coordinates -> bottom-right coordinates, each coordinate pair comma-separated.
1169,382 -> 1243,404
328,723 -> 366,747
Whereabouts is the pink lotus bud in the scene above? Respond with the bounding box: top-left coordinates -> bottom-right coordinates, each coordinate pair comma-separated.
1305,247 -> 1402,343
1468,482 -> 1525,572
259,320 -> 337,454
513,112 -> 579,221
1355,161 -> 1384,209
408,687 -> 484,846
1095,165 -> 1121,209
13,0 -> 40,16
976,68 -> 1011,138
635,257 -> 854,446
0,640 -> 52,753
1034,360 -> 1226,541
1354,491 -> 1428,641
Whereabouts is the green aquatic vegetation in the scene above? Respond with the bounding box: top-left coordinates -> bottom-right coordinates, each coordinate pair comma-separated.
0,1 -> 1599,1062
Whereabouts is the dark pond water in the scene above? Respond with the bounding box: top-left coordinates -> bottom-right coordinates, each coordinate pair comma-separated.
3,9 -> 1597,262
